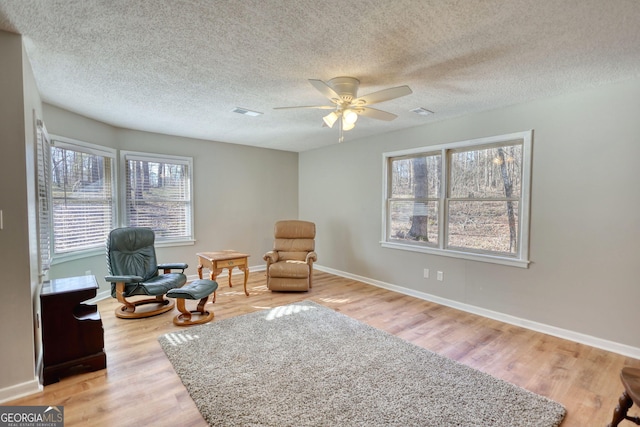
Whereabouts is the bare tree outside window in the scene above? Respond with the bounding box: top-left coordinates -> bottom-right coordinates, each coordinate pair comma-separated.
389,154 -> 440,245
385,133 -> 528,263
50,143 -> 115,253
124,154 -> 192,241
448,143 -> 521,255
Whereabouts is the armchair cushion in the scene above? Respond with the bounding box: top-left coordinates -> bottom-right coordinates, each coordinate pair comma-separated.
278,251 -> 309,261
111,273 -> 187,298
107,227 -> 158,281
269,260 -> 310,279
274,238 -> 315,252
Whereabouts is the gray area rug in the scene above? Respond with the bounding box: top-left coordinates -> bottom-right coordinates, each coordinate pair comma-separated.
158,301 -> 566,426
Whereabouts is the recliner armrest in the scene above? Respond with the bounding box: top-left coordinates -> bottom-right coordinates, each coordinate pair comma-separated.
263,251 -> 279,263
157,263 -> 188,271
306,251 -> 317,264
105,275 -> 144,283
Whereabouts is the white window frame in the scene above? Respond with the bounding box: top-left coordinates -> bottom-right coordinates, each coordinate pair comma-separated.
49,135 -> 117,263
381,130 -> 532,268
120,151 -> 195,246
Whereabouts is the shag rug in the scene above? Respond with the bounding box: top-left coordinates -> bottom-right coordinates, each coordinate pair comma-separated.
158,301 -> 566,426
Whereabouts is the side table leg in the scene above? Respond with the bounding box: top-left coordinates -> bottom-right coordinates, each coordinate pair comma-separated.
211,268 -> 222,302
197,263 -> 203,280
243,265 -> 249,296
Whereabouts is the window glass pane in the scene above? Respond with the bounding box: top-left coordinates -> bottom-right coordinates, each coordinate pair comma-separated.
125,158 -> 192,240
389,200 -> 438,244
51,147 -> 114,253
447,200 -> 519,254
390,155 -> 441,199
450,144 -> 521,199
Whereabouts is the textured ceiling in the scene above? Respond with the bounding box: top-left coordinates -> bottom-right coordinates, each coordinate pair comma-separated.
1,1 -> 639,152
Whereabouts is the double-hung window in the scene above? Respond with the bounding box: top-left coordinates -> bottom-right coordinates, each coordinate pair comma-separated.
50,136 -> 116,256
121,151 -> 193,243
383,131 -> 532,267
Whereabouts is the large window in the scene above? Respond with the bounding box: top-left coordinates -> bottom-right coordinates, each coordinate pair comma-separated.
383,131 -> 532,267
122,151 -> 193,242
44,139 -> 193,261
50,136 -> 116,255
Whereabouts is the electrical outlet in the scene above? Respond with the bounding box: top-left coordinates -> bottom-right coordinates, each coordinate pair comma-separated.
437,271 -> 444,281
423,268 -> 430,278
85,270 -> 92,276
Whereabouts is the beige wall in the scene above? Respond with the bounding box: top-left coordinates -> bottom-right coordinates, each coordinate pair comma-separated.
300,77 -> 640,352
43,105 -> 299,291
0,31 -> 42,400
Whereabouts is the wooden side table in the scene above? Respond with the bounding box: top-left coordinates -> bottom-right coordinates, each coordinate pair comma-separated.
40,275 -> 106,385
197,251 -> 250,296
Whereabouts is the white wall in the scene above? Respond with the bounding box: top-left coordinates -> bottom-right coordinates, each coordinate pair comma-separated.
300,78 -> 640,352
0,31 -> 42,401
43,105 -> 299,290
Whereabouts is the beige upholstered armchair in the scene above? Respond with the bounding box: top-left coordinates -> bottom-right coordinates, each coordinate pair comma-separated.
263,220 -> 317,292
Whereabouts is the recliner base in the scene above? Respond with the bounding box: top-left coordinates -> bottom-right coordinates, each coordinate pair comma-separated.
115,297 -> 175,319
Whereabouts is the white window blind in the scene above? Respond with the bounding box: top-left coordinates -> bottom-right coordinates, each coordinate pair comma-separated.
51,137 -> 116,254
36,118 -> 51,273
122,152 -> 193,241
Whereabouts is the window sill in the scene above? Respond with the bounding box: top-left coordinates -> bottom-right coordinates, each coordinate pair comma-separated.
51,247 -> 106,265
380,241 -> 530,268
155,239 -> 196,248
51,239 -> 195,265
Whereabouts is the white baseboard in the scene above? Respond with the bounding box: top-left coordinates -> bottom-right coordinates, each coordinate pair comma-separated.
0,377 -> 42,404
315,264 -> 640,359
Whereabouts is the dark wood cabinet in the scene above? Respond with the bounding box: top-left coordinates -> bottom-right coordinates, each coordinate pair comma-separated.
40,275 -> 106,385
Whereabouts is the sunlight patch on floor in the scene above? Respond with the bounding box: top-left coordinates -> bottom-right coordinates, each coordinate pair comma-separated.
164,332 -> 201,346
319,297 -> 351,304
265,304 -> 315,320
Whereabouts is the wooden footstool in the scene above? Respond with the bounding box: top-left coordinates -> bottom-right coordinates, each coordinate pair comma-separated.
166,279 -> 218,326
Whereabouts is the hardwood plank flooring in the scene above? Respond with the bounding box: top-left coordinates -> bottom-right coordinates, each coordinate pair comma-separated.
7,271 -> 639,426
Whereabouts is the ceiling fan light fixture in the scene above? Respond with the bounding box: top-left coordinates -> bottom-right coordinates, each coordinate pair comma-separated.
323,111 -> 339,128
275,77 -> 413,143
343,110 -> 358,125
342,118 -> 356,131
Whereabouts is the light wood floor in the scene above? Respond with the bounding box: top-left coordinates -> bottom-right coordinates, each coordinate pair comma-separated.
8,271 -> 640,426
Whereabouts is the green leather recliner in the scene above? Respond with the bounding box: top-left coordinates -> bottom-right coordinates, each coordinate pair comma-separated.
105,227 -> 187,319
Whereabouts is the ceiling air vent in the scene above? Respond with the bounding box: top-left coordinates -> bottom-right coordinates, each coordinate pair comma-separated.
232,107 -> 263,116
410,107 -> 434,117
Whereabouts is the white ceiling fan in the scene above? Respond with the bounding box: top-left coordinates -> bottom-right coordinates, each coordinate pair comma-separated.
275,77 -> 412,142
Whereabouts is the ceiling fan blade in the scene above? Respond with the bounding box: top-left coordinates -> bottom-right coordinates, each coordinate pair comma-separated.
308,79 -> 342,103
273,105 -> 336,110
356,107 -> 398,121
352,85 -> 412,106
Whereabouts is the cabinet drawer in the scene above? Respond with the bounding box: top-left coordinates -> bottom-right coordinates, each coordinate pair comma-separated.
221,258 -> 246,268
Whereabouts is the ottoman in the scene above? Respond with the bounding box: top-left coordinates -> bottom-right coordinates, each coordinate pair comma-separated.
166,279 -> 218,326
